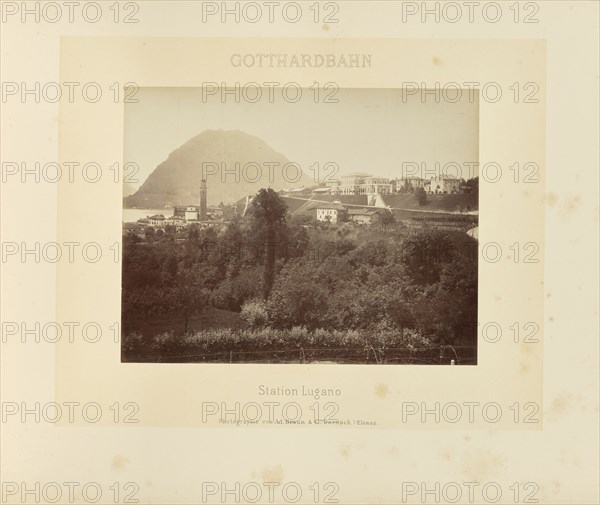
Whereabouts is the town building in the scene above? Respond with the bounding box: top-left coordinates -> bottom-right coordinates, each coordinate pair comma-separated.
428,175 -> 461,194
281,186 -> 307,193
311,187 -> 332,196
328,172 -> 392,196
394,177 -> 427,192
148,215 -> 166,227
365,176 -> 393,195
207,206 -> 224,219
174,206 -> 201,221
347,208 -> 382,225
316,202 -> 347,223
173,178 -> 210,222
164,217 -> 187,230
123,222 -> 145,236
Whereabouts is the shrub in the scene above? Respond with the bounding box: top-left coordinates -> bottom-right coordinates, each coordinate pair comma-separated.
266,262 -> 328,329
403,328 -> 430,348
137,325 -> 444,363
152,332 -> 178,353
240,299 -> 269,329
122,332 -> 144,353
212,267 -> 263,311
415,187 -> 427,205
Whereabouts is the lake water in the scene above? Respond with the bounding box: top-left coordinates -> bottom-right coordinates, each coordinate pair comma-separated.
123,209 -> 174,223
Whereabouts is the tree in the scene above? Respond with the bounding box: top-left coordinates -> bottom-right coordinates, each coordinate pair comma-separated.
160,253 -> 179,286
415,187 -> 427,206
219,216 -> 245,279
167,266 -> 211,333
465,177 -> 479,196
122,286 -> 166,320
248,189 -> 289,299
267,261 -> 328,329
375,210 -> 396,230
144,226 -> 156,241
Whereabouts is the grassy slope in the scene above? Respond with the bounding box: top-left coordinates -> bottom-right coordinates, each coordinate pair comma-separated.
383,193 -> 478,212
123,307 -> 246,338
282,193 -> 478,216
279,196 -> 312,214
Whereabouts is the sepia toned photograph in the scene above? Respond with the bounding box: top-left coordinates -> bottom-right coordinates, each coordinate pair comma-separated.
121,87 -> 479,364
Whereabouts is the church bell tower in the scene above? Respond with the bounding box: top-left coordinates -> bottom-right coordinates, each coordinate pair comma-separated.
199,179 -> 207,221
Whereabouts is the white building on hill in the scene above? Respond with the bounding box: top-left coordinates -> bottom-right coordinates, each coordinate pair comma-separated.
329,173 -> 392,196
427,175 -> 461,194
316,202 -> 346,223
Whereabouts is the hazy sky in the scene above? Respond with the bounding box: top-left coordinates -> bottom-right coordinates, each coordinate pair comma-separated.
124,87 -> 479,188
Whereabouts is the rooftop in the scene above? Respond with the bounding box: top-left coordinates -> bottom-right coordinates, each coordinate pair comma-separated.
311,195 -> 369,206
431,174 -> 460,180
341,172 -> 372,178
316,202 -> 346,211
123,222 -> 143,229
347,208 -> 381,216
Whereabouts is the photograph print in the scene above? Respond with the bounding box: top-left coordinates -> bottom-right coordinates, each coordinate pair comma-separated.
121,87 -> 479,364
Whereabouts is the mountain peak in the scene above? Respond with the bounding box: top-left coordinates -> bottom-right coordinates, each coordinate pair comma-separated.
124,130 -> 311,208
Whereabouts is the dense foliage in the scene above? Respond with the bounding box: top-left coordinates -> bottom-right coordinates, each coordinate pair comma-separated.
122,190 -> 478,361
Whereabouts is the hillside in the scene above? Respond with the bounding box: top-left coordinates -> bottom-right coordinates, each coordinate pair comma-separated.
382,193 -> 478,212
122,182 -> 138,197
279,196 -> 312,214
124,130 -> 313,208
307,194 -> 370,207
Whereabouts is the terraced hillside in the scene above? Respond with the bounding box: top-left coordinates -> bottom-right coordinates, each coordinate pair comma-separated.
382,193 -> 478,212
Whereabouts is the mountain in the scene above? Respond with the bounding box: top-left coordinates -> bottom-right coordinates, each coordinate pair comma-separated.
122,182 -> 138,197
123,130 -> 313,208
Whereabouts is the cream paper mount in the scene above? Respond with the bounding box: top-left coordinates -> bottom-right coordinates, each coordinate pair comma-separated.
57,37 -> 545,428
